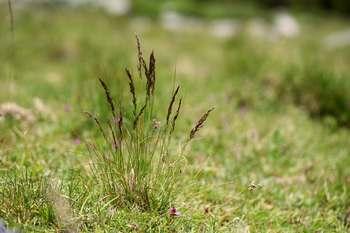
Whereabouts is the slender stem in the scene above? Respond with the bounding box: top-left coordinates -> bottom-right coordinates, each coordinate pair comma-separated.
8,0 -> 14,40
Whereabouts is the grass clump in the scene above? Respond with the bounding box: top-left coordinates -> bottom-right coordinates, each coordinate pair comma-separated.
0,169 -> 56,228
86,37 -> 213,213
282,63 -> 350,127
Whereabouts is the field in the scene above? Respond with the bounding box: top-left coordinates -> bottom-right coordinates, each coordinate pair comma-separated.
0,3 -> 350,232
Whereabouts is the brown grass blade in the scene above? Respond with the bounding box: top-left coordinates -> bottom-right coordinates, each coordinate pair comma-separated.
170,98 -> 182,134
125,68 -> 137,116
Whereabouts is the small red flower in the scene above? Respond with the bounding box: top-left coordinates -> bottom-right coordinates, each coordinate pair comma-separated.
64,104 -> 72,113
169,207 -> 181,217
73,137 -> 81,145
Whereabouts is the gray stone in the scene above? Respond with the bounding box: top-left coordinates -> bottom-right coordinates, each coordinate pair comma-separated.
323,29 -> 350,49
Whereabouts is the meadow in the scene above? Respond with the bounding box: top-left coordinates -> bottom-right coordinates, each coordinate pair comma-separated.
0,2 -> 350,232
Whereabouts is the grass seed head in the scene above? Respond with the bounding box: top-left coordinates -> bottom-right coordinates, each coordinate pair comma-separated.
99,78 -> 116,118
136,35 -> 143,80
148,51 -> 156,95
125,68 -> 137,116
189,107 -> 215,140
171,98 -> 182,134
166,86 -> 180,126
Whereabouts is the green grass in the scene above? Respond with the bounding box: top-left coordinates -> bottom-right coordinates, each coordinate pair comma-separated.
0,4 -> 350,233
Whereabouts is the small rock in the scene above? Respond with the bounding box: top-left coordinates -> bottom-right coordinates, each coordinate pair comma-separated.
66,0 -> 131,15
323,29 -> 350,49
273,12 -> 299,38
0,221 -> 16,233
210,19 -> 239,39
161,10 -> 203,32
94,0 -> 131,16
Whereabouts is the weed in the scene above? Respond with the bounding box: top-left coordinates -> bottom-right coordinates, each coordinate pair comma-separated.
86,37 -> 213,213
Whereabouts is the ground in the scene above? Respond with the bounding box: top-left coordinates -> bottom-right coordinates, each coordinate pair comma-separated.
0,4 -> 350,233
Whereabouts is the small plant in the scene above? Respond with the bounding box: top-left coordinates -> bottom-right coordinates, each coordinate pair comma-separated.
86,36 -> 213,212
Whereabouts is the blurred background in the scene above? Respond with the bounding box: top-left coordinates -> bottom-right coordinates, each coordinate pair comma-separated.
1,0 -> 350,232
1,0 -> 350,129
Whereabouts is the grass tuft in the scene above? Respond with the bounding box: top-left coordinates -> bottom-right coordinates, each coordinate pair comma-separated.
0,169 -> 56,227
282,63 -> 350,127
86,38 -> 213,213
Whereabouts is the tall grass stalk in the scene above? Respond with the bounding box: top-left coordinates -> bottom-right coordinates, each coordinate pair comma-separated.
86,37 -> 213,212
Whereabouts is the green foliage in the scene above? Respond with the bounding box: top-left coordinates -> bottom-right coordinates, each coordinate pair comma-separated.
283,63 -> 350,127
0,5 -> 350,232
0,169 -> 56,228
